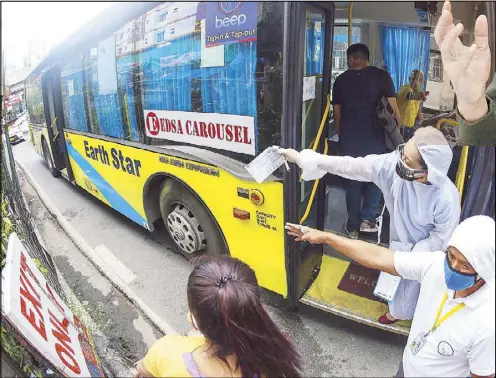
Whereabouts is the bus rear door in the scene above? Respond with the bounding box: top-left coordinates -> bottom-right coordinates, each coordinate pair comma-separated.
41,66 -> 74,182
282,1 -> 409,335
282,2 -> 334,307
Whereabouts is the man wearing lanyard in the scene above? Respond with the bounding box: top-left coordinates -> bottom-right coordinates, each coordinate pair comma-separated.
286,215 -> 495,377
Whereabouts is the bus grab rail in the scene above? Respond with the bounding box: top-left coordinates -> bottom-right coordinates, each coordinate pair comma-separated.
300,94 -> 331,224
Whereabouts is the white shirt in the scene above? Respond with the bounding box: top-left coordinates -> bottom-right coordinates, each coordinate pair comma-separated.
394,251 -> 495,377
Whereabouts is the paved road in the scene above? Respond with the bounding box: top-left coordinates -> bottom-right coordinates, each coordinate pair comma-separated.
14,141 -> 406,377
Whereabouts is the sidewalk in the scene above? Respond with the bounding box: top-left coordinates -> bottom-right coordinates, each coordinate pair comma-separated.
18,166 -> 161,375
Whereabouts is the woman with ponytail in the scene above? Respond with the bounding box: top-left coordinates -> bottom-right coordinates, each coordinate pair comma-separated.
133,256 -> 302,378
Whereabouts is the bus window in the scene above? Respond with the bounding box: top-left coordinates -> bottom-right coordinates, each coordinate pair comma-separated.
300,7 -> 326,230
330,25 -> 361,91
80,41 -> 129,140
123,2 -> 285,165
82,49 -> 101,135
329,24 -> 361,140
25,76 -> 46,126
61,55 -> 90,133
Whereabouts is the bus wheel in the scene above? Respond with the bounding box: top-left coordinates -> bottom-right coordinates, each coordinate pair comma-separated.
42,139 -> 59,177
159,180 -> 228,260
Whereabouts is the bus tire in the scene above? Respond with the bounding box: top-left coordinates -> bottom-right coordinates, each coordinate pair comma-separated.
42,138 -> 59,177
159,179 -> 228,260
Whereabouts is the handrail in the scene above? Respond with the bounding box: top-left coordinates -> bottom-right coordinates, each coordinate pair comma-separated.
348,2 -> 354,46
300,95 -> 331,224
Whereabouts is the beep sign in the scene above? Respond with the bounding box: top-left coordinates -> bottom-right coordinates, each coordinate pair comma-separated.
205,2 -> 258,47
1,233 -> 104,377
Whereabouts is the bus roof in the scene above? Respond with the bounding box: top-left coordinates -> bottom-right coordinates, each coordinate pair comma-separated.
28,2 -> 161,79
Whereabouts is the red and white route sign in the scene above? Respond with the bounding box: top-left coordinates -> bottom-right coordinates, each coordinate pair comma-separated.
144,109 -> 256,156
1,233 -> 104,377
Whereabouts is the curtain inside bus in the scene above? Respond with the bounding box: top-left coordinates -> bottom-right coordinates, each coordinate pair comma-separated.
61,58 -> 89,133
92,36 -> 126,139
379,25 -> 430,91
200,42 -> 257,117
305,17 -> 324,76
117,54 -> 140,141
136,35 -> 257,129
61,49 -> 130,140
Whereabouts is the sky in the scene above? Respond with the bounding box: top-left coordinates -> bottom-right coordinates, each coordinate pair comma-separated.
2,2 -> 114,68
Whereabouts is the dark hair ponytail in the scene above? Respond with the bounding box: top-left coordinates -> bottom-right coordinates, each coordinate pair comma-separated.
187,256 -> 302,377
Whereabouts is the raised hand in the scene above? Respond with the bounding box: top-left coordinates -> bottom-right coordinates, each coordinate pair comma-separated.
434,0 -> 491,122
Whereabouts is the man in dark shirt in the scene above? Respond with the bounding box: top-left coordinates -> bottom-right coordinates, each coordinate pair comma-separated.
332,43 -> 401,239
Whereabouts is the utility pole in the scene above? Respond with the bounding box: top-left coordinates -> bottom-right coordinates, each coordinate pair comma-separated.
1,49 -> 7,112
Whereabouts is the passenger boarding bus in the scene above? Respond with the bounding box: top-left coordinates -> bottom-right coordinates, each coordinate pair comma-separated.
26,1 -> 495,335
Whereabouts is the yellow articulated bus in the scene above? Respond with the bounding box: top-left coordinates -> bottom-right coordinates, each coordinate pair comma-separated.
26,1 -> 495,336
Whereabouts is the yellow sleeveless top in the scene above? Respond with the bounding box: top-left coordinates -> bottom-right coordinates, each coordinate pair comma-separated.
143,335 -> 205,377
397,84 -> 421,128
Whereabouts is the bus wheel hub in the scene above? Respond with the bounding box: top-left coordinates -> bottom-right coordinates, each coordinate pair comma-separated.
167,203 -> 206,254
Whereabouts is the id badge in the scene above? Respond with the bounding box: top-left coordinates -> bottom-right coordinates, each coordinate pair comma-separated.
409,332 -> 428,355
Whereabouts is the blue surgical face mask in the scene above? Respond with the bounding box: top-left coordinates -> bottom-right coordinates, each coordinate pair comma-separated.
444,254 -> 478,290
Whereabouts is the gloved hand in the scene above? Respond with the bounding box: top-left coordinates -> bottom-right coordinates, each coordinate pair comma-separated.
434,0 -> 490,122
277,148 -> 301,165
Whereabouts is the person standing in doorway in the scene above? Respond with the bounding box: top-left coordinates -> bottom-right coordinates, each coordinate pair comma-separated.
332,43 -> 401,239
397,70 -> 429,141
278,126 -> 460,325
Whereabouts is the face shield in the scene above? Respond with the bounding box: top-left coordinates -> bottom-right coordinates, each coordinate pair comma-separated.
395,144 -> 428,181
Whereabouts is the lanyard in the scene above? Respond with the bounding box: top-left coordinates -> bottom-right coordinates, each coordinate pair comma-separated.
429,292 -> 465,334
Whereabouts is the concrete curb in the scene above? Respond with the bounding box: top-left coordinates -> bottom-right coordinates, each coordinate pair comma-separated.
55,265 -> 130,377
16,159 -> 178,337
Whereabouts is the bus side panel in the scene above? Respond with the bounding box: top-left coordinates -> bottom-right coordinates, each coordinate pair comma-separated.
69,154 -> 112,207
28,124 -> 45,157
28,124 -> 57,161
64,131 -> 287,297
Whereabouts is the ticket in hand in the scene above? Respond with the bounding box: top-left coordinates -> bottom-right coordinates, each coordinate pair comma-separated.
245,146 -> 289,184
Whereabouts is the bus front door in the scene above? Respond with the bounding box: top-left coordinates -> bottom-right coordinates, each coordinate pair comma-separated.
282,2 -> 334,307
41,66 -> 74,182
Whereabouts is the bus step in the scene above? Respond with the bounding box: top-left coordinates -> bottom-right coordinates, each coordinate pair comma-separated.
60,169 -> 69,181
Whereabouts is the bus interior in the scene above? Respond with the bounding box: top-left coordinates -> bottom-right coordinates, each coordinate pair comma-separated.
297,1 -> 495,334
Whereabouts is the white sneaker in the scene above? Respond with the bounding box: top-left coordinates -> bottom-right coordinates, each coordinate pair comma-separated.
344,225 -> 359,240
360,220 -> 378,233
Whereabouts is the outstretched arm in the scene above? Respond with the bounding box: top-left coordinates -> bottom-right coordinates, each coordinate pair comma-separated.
278,148 -> 387,183
285,224 -> 398,275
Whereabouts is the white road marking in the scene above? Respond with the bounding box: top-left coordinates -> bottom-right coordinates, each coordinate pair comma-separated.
95,244 -> 136,285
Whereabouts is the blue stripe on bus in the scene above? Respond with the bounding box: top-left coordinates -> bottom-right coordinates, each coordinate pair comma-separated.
66,144 -> 147,228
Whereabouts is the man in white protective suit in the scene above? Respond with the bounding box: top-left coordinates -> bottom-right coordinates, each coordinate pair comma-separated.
278,126 -> 461,324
